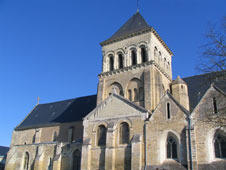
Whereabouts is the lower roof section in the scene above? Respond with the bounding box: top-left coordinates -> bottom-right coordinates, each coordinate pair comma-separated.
15,95 -> 97,130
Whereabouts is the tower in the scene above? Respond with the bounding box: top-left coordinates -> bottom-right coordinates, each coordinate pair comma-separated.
97,12 -> 173,111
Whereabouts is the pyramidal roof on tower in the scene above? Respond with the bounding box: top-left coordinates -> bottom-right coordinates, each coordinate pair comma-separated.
100,12 -> 151,45
100,12 -> 173,55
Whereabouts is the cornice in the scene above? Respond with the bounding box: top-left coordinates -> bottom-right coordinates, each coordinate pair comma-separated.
98,60 -> 172,81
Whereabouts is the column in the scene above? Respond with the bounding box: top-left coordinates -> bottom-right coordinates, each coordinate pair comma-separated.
81,138 -> 92,170
131,134 -> 142,170
105,126 -> 115,170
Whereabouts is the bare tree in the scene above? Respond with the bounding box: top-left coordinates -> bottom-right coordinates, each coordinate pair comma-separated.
197,16 -> 226,73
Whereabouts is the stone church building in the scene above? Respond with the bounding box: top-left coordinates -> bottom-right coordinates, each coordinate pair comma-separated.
5,12 -> 226,170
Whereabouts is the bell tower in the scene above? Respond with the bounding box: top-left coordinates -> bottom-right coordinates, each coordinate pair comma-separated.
97,12 -> 173,111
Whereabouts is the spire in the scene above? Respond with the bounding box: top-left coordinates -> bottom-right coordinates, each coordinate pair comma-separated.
100,12 -> 151,45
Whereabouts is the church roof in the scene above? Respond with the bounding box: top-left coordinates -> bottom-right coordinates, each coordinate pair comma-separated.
0,146 -> 9,156
102,12 -> 150,44
15,95 -> 97,130
183,70 -> 226,111
100,12 -> 173,55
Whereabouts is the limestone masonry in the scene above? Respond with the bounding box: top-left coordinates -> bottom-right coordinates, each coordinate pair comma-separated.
5,12 -> 226,170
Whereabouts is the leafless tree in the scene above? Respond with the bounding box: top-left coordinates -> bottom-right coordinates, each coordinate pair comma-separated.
197,16 -> 226,73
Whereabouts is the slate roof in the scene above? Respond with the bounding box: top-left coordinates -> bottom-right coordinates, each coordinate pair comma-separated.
15,95 -> 97,130
0,146 -> 9,156
183,70 -> 226,111
100,12 -> 151,45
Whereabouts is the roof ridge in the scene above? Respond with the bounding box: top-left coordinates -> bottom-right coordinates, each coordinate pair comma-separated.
182,70 -> 226,80
38,94 -> 96,105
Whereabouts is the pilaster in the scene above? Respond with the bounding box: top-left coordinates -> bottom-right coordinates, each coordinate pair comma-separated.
81,138 -> 92,170
131,134 -> 142,170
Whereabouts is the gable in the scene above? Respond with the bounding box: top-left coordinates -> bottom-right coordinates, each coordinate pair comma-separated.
84,94 -> 148,121
150,92 -> 188,122
191,85 -> 226,119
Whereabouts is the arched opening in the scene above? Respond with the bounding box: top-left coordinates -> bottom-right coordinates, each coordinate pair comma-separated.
141,46 -> 147,63
131,49 -> 137,66
109,55 -> 114,71
154,47 -> 158,58
134,88 -> 138,101
68,127 -> 74,143
118,53 -> 124,69
167,103 -> 171,119
167,136 -> 178,159
213,97 -> 218,114
120,122 -> 130,144
127,78 -> 144,106
97,125 -> 107,146
108,82 -> 124,96
214,130 -> 226,158
72,150 -> 81,170
23,152 -> 29,170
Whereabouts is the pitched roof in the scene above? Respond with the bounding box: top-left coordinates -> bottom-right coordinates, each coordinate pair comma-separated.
100,12 -> 151,45
0,146 -> 9,156
183,70 -> 226,111
15,95 -> 97,130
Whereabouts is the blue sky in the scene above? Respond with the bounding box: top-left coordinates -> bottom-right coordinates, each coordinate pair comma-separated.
0,0 -> 225,146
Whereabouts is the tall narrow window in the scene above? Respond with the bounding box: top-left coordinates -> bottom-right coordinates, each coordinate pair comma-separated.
73,150 -> 81,170
141,46 -> 147,63
213,97 -> 218,114
167,136 -> 177,159
68,127 -> 74,143
32,133 -> 36,144
128,90 -> 132,101
97,125 -> 107,146
53,131 -> 57,142
154,47 -> 158,57
214,134 -> 226,158
139,87 -> 144,101
134,88 -> 138,101
120,122 -> 130,144
167,103 -> 171,119
131,50 -> 137,65
109,55 -> 114,71
118,53 -> 124,69
24,152 -> 29,170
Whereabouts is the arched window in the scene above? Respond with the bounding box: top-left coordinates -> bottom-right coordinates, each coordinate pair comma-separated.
23,152 -> 29,170
167,103 -> 171,119
131,49 -> 137,65
167,136 -> 178,159
141,46 -> 147,63
118,53 -> 124,69
72,150 -> 81,170
128,90 -> 132,101
68,127 -> 74,143
154,47 -> 158,57
97,125 -> 107,146
214,133 -> 226,158
120,122 -> 130,144
213,97 -> 218,114
134,88 -> 138,101
32,133 -> 36,144
109,55 -> 114,71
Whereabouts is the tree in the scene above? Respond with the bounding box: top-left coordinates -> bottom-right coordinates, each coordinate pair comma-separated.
197,16 -> 226,73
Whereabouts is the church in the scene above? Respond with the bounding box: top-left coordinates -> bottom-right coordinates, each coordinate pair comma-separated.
5,12 -> 226,170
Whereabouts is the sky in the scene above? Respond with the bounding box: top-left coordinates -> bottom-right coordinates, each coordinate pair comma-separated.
0,0 -> 225,146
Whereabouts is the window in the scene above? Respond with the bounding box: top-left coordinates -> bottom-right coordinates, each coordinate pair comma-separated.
134,88 -> 138,101
167,136 -> 177,159
131,49 -> 137,65
68,127 -> 74,143
213,97 -> 218,114
53,131 -> 57,142
120,122 -> 130,144
214,134 -> 226,158
141,46 -> 147,63
167,103 -> 171,119
139,87 -> 144,101
154,47 -> 158,57
32,133 -> 36,144
128,90 -> 132,101
23,152 -> 29,170
72,150 -> 81,170
97,125 -> 107,146
109,55 -> 114,71
118,53 -> 124,69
